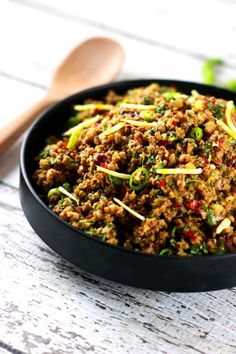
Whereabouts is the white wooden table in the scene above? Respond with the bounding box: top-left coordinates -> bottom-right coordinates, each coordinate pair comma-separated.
1,1 -> 236,353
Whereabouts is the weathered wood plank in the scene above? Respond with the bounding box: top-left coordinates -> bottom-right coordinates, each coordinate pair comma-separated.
9,0 -> 236,69
1,0 -> 236,88
0,183 -> 236,354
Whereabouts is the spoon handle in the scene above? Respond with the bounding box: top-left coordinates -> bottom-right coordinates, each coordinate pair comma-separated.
0,96 -> 56,156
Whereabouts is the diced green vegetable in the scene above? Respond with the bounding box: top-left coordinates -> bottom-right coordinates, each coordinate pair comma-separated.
62,182 -> 71,192
157,162 -> 166,169
146,154 -> 155,164
206,208 -> 217,226
156,104 -> 165,114
129,167 -> 149,191
217,238 -> 226,254
163,92 -> 182,99
108,175 -> 123,185
67,115 -> 80,127
190,127 -> 203,141
209,103 -> 225,120
202,58 -> 223,85
39,148 -> 50,158
167,131 -> 177,141
171,226 -> 177,237
149,127 -> 156,135
190,245 -> 202,256
141,96 -> 154,105
170,239 -> 176,247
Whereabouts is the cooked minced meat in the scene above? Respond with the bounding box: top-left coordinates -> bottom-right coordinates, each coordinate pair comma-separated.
33,83 -> 236,256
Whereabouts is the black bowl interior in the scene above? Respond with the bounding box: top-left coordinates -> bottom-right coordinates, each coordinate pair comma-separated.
20,79 -> 236,292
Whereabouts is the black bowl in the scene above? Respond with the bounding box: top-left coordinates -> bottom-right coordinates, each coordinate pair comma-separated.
20,79 -> 236,292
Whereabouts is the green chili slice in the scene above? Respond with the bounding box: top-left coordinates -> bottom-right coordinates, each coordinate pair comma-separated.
129,167 -> 149,191
159,248 -> 172,256
140,110 -> 154,122
190,127 -> 203,141
47,188 -> 59,198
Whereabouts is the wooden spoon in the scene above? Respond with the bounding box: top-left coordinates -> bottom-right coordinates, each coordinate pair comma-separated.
0,37 -> 124,156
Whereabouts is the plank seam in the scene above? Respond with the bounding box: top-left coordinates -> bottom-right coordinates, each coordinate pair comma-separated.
0,70 -> 46,90
0,340 -> 26,354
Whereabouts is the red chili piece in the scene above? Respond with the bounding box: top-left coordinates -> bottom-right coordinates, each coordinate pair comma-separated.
186,230 -> 198,241
100,162 -> 108,169
156,180 -> 166,188
188,200 -> 201,212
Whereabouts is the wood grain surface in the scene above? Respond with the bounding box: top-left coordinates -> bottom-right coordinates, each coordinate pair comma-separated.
1,0 -> 236,353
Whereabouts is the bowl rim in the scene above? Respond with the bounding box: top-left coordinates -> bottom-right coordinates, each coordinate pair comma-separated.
20,78 -> 236,262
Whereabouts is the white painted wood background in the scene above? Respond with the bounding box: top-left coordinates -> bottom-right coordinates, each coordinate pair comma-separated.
0,0 -> 236,353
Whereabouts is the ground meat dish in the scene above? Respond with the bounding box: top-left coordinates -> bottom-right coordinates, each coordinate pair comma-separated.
33,83 -> 236,256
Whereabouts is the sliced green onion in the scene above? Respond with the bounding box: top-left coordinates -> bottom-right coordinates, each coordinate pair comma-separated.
190,127 -> 203,141
171,226 -> 177,237
140,96 -> 154,105
207,209 -> 216,226
216,238 -> 226,255
190,245 -> 202,256
129,167 -> 149,191
167,131 -> 177,141
202,58 -> 223,85
163,92 -> 182,99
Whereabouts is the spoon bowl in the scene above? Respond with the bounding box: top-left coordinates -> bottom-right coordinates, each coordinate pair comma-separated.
50,37 -> 124,98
